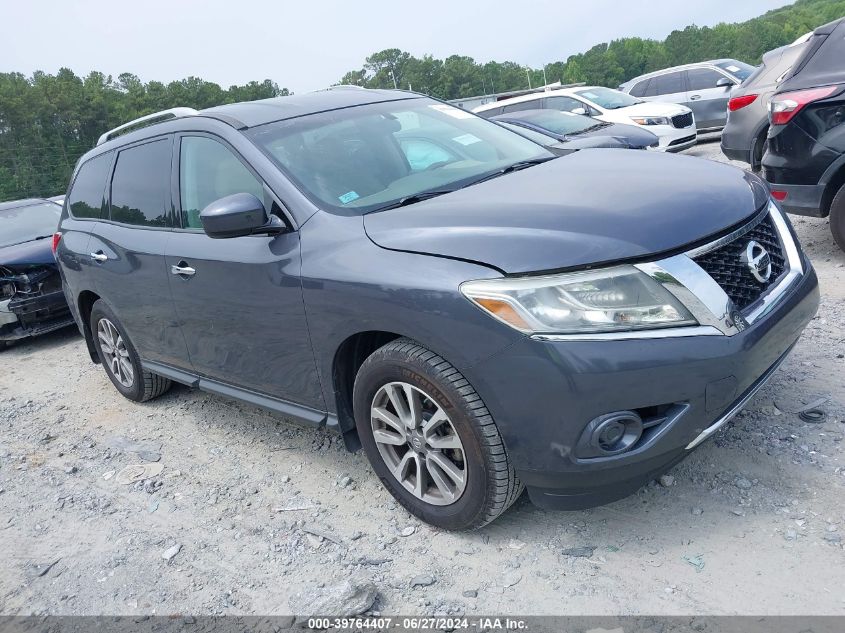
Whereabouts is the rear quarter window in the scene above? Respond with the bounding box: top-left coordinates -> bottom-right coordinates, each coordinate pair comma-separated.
67,152 -> 113,219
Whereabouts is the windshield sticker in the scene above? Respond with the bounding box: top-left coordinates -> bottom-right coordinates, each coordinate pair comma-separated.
725,65 -> 741,73
429,104 -> 474,119
338,191 -> 360,204
452,133 -> 482,146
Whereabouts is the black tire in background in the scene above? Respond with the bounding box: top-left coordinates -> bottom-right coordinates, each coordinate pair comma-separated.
831,183 -> 845,253
353,338 -> 523,530
89,300 -> 171,402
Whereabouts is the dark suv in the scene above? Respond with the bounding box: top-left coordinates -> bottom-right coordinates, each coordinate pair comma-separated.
55,88 -> 819,530
762,17 -> 845,251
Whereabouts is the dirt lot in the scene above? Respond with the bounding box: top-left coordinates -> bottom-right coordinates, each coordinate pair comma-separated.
1,139 -> 844,617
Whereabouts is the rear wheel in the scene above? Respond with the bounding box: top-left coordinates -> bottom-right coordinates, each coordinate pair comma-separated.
353,338 -> 522,530
751,129 -> 769,173
830,183 -> 845,252
89,300 -> 171,402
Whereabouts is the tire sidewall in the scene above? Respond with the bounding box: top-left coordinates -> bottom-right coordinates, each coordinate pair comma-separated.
830,184 -> 845,252
353,348 -> 493,530
89,301 -> 145,401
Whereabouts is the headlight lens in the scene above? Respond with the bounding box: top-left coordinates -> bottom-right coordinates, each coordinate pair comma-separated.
630,116 -> 670,126
461,265 -> 697,334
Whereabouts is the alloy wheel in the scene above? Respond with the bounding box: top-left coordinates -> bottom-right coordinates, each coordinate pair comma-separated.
370,381 -> 467,506
97,318 -> 134,388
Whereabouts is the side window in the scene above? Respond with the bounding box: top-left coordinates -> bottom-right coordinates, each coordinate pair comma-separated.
687,68 -> 728,91
180,136 -> 264,229
629,80 -> 650,98
543,96 -> 584,112
502,100 -> 538,113
653,72 -> 685,95
110,139 -> 172,227
67,152 -> 112,219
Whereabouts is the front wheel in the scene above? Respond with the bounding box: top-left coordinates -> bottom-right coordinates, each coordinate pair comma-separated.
830,183 -> 845,253
89,300 -> 171,402
353,338 -> 522,530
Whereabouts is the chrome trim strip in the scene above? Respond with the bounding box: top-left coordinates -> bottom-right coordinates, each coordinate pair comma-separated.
685,343 -> 795,450
685,204 -> 770,258
636,256 -> 738,335
532,325 -> 723,342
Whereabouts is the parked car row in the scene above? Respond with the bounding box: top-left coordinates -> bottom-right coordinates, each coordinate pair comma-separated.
473,86 -> 697,151
29,84 -> 817,530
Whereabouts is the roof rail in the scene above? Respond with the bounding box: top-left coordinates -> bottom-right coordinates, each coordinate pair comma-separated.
97,107 -> 199,146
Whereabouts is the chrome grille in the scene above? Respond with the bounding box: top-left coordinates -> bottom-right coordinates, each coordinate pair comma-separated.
692,214 -> 787,311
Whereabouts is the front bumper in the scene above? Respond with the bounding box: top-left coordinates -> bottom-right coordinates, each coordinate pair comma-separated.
464,248 -> 819,510
645,123 -> 697,152
0,289 -> 74,342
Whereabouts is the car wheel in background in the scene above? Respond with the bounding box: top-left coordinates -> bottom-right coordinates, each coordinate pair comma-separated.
353,338 -> 523,530
830,183 -> 845,252
752,131 -> 769,173
89,300 -> 171,402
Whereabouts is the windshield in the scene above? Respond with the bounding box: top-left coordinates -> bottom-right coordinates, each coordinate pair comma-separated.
507,110 -> 601,136
497,122 -> 558,146
575,87 -> 642,110
246,98 -> 551,213
715,60 -> 757,81
0,202 -> 61,248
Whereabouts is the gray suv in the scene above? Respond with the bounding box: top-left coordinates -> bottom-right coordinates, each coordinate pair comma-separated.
620,59 -> 756,132
721,36 -> 811,170
55,88 -> 818,530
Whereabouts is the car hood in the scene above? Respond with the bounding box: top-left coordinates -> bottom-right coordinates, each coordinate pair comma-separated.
607,101 -> 690,117
0,237 -> 56,268
574,122 -> 658,148
363,150 -> 770,274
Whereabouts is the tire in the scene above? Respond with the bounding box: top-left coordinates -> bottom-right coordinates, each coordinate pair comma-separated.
830,183 -> 845,253
353,338 -> 522,530
89,300 -> 171,402
751,131 -> 768,173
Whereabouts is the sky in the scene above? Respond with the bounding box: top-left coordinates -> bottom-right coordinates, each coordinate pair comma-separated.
1,0 -> 793,93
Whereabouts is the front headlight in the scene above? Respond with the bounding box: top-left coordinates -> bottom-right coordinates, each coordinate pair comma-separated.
630,116 -> 670,126
461,265 -> 697,334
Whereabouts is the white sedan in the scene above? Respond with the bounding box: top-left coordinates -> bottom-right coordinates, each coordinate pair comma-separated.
474,86 -> 697,152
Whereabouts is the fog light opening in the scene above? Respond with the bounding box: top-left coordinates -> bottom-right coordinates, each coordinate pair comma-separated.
590,412 -> 643,456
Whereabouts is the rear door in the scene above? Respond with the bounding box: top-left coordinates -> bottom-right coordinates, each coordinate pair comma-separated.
685,67 -> 734,129
166,133 -> 324,411
86,136 -> 190,368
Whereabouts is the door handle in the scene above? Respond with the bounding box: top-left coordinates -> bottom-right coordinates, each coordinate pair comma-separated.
90,251 -> 107,263
689,94 -> 701,101
171,262 -> 196,277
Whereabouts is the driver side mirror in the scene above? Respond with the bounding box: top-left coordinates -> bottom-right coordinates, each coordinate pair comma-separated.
200,193 -> 285,239
716,77 -> 734,88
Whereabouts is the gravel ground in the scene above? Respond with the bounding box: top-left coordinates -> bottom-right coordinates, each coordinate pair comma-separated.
1,138 -> 844,617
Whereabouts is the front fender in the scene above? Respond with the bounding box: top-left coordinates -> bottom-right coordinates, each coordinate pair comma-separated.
299,212 -> 523,417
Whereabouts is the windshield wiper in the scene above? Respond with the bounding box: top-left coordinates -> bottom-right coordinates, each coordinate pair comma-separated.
466,157 -> 554,186
371,189 -> 458,212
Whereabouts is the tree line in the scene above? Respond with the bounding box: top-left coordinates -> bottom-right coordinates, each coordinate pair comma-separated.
1,0 -> 843,202
0,72 -> 286,202
339,0 -> 845,96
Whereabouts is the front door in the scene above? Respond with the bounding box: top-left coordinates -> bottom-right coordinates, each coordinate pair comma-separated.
166,134 -> 324,411
685,68 -> 733,130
